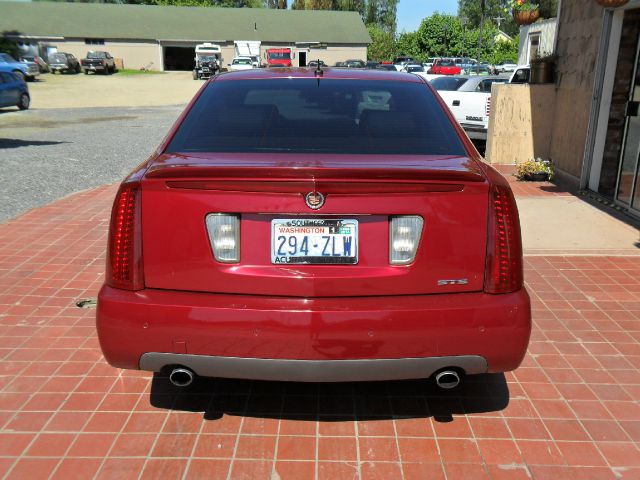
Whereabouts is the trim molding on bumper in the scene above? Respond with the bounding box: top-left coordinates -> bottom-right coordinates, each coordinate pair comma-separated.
139,353 -> 488,383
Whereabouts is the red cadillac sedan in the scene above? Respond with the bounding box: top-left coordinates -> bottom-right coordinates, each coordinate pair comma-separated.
97,67 -> 530,389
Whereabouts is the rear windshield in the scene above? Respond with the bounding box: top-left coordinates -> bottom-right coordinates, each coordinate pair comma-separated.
437,60 -> 456,67
167,79 -> 466,155
50,54 -> 67,62
87,52 -> 106,59
430,77 -> 468,91
268,52 -> 290,59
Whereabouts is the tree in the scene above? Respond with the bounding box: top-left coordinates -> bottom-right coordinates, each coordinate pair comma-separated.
458,0 -> 518,36
487,34 -> 518,64
413,13 -> 499,62
415,14 -> 466,58
366,23 -> 395,61
307,0 -> 335,9
395,31 -> 421,60
0,36 -> 19,59
291,0 -> 305,8
335,0 -> 364,16
458,0 -> 558,37
364,0 -> 397,33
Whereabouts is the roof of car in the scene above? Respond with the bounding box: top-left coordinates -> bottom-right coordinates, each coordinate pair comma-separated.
214,67 -> 424,83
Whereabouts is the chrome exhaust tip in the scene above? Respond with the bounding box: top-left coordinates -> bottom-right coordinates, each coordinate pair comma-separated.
169,367 -> 195,387
435,370 -> 460,389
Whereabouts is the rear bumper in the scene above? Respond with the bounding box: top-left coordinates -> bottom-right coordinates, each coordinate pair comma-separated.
140,353 -> 487,382
97,286 -> 531,380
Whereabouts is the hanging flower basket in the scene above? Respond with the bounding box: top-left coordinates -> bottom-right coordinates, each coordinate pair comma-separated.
512,8 -> 540,25
595,0 -> 629,7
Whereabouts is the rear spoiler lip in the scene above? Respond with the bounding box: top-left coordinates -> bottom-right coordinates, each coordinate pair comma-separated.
145,154 -> 488,183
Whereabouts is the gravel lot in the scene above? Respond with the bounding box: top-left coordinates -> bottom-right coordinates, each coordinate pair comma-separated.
0,105 -> 184,222
27,71 -> 201,108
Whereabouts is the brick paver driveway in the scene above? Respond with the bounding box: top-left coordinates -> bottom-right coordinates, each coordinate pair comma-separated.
0,180 -> 639,479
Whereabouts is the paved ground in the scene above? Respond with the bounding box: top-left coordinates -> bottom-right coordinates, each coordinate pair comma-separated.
497,168 -> 640,256
0,106 -> 183,222
0,181 -> 639,479
26,72 -> 201,109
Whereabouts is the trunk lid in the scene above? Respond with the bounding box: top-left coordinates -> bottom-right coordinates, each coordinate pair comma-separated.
141,153 -> 490,297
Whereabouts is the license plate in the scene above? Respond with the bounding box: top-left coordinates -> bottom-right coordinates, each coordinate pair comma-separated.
271,219 -> 358,264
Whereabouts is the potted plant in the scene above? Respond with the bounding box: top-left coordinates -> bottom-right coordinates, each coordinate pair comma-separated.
515,158 -> 555,181
511,0 -> 540,25
530,52 -> 556,84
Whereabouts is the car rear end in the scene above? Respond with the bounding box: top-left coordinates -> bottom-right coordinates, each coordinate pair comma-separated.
22,62 -> 39,80
97,69 -> 530,385
81,53 -> 108,73
49,53 -> 69,73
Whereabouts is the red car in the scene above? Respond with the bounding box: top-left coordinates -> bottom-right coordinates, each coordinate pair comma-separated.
97,68 -> 530,389
428,58 -> 462,75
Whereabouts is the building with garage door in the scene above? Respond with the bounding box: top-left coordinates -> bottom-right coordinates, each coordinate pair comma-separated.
0,2 -> 370,72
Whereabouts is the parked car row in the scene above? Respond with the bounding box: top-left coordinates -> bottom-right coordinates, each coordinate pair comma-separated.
8,50 -> 117,77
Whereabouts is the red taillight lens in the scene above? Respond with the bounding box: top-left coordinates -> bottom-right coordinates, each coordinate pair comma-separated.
106,182 -> 144,290
484,185 -> 523,294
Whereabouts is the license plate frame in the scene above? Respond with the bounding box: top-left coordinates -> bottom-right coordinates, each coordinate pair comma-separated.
271,218 -> 358,265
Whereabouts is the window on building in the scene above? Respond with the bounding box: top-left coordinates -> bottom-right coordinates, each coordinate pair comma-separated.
85,39 -> 105,45
528,33 -> 540,63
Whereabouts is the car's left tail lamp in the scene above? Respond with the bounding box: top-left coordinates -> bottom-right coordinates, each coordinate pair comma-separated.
205,214 -> 240,263
106,182 -> 144,290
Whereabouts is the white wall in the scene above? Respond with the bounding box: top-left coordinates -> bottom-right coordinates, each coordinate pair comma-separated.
518,18 -> 558,65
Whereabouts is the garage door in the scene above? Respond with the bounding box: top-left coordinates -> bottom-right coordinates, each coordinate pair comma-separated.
164,46 -> 194,71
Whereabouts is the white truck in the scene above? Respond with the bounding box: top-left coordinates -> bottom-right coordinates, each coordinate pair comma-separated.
193,43 -> 222,80
430,75 -> 509,141
234,40 -> 261,68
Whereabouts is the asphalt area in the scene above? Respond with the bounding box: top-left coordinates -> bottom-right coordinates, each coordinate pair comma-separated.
1,72 -> 640,479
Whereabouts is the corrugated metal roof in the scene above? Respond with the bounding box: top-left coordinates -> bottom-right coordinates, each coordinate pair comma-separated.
0,1 -> 371,44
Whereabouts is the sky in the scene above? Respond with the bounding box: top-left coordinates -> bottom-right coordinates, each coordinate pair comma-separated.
397,0 -> 458,33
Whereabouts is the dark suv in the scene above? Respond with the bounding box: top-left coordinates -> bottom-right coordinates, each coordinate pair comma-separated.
48,52 -> 81,74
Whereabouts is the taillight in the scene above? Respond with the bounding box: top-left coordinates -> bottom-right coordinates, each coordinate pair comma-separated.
389,216 -> 423,265
484,185 -> 522,294
106,182 -> 144,290
205,214 -> 240,263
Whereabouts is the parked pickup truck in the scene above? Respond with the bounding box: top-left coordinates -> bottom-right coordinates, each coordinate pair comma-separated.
431,75 -> 508,140
81,51 -> 116,75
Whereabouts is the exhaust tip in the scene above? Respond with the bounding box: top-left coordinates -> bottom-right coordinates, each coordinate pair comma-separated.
169,367 -> 194,387
435,370 -> 460,389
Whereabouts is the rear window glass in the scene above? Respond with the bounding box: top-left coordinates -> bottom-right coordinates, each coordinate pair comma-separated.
166,79 -> 466,156
50,54 -> 67,62
438,60 -> 456,67
430,77 -> 468,91
87,52 -> 106,59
